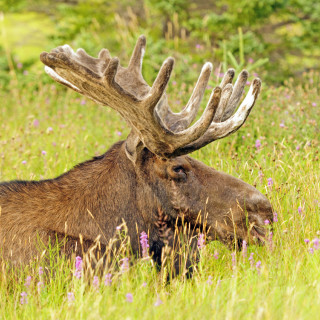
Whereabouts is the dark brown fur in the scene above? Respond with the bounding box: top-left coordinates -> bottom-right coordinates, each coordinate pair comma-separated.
0,140 -> 272,266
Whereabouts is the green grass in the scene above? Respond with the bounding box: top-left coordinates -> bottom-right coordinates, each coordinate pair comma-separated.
0,64 -> 320,319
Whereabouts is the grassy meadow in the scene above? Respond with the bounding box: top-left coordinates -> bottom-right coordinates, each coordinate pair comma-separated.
0,2 -> 320,317
0,56 -> 319,319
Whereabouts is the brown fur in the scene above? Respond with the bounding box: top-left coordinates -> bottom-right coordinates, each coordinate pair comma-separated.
0,140 -> 272,266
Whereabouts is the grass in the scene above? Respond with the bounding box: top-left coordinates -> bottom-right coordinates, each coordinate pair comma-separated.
0,62 -> 320,319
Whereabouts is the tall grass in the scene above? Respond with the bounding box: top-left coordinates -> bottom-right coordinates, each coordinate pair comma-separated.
0,59 -> 320,319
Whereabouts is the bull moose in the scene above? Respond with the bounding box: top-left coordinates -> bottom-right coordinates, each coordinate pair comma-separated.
0,36 -> 272,267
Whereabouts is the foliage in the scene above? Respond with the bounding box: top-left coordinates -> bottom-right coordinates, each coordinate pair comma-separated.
0,0 -> 319,86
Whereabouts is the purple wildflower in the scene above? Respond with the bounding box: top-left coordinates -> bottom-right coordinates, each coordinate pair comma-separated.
33,119 -> 39,127
120,257 -> 129,272
313,238 -> 320,250
126,293 -> 133,303
249,253 -> 254,268
93,276 -> 99,290
267,178 -> 273,188
20,292 -> 28,305
17,62 -> 23,69
197,233 -> 205,249
142,282 -> 147,287
256,261 -> 262,274
296,145 -> 300,150
104,273 -> 112,286
268,232 -> 273,250
207,275 -> 213,285
37,281 -> 44,294
24,276 -> 31,288
140,231 -> 149,258
41,150 -> 46,156
47,127 -> 53,133
273,212 -> 278,222
39,267 -> 43,276
248,58 -> 254,63
22,160 -> 27,165
67,292 -> 75,304
74,256 -> 82,279
195,44 -> 201,49
312,102 -> 317,107
264,219 -> 270,225
298,206 -> 302,214
213,250 -> 219,259
242,240 -> 247,258
231,252 -> 236,269
309,248 -> 314,254
304,239 -> 310,244
255,139 -> 261,149
280,122 -> 285,128
154,297 -> 163,306
80,99 -> 86,105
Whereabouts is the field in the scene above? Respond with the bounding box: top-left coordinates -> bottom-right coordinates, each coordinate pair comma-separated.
0,53 -> 319,319
1,1 -> 320,317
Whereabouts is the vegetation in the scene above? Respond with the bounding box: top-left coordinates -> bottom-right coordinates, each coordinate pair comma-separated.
0,1 -> 320,319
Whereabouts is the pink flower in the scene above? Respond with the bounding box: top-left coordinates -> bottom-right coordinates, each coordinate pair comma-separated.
126,293 -> 133,303
197,233 -> 205,249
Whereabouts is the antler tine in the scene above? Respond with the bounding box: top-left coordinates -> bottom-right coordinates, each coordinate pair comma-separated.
167,62 -> 213,132
128,35 -> 146,74
220,70 -> 248,121
220,68 -> 235,88
171,78 -> 261,157
143,58 -> 174,112
213,83 -> 233,122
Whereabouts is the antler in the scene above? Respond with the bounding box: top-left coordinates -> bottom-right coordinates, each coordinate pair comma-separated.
40,35 -> 261,159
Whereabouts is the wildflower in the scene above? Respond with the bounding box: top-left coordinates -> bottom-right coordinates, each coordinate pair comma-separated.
116,225 -> 122,230
273,212 -> 278,222
264,219 -> 270,225
33,119 -> 39,127
23,70 -> 29,76
39,267 -> 43,276
195,44 -> 201,49
207,275 -> 213,285
309,248 -> 314,254
126,293 -> 133,303
242,240 -> 247,258
93,276 -> 99,290
312,102 -> 317,107
296,145 -> 300,150
267,178 -> 273,188
256,261 -> 262,274
20,292 -> 28,305
41,150 -> 46,156
304,239 -> 310,244
47,127 -> 53,133
298,206 -> 302,214
140,231 -> 149,258
142,282 -> 147,287
104,273 -> 112,286
116,131 -> 122,136
80,99 -> 86,105
154,297 -> 163,306
248,58 -> 254,63
231,252 -> 236,269
24,276 -> 31,288
37,281 -> 44,294
74,256 -> 82,279
120,257 -> 129,272
213,250 -> 219,259
268,232 -> 273,250
255,139 -> 261,150
17,62 -> 23,69
67,292 -> 75,304
22,160 -> 27,165
313,238 -> 320,250
172,81 -> 177,86
248,253 -> 254,268
197,233 -> 205,249
280,122 -> 285,128
217,279 -> 222,287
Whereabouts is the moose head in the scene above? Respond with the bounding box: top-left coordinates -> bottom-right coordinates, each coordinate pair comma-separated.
0,36 -> 272,266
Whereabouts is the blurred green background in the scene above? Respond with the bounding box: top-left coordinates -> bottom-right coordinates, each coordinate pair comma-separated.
0,0 -> 319,89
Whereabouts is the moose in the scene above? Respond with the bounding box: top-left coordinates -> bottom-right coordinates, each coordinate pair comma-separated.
0,36 -> 272,267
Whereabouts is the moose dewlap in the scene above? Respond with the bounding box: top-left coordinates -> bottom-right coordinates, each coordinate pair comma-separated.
0,35 -> 272,267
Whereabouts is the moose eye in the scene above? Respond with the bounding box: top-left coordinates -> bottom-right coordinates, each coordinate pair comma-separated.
173,166 -> 185,174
